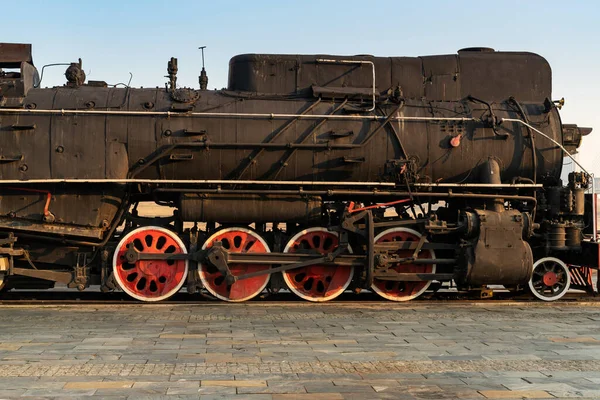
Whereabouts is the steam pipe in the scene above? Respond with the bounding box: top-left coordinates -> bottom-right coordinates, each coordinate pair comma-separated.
0,107 -> 476,122
0,178 -> 395,186
154,187 -> 537,205
500,118 -> 590,176
412,183 -> 541,188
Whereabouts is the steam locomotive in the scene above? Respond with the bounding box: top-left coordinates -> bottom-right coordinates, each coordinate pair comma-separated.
0,43 -> 596,302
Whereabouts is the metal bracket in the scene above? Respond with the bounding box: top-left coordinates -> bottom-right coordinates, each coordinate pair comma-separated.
341,210 -> 369,238
183,129 -> 207,136
10,124 -> 36,131
206,242 -> 235,285
327,130 -> 353,138
169,153 -> 194,161
125,212 -> 176,227
12,267 -> 72,284
0,155 -> 23,162
340,208 -> 375,287
374,272 -> 454,282
412,235 -> 426,259
68,253 -> 89,291
0,233 -> 23,258
315,59 -> 376,112
343,156 -> 366,164
366,210 -> 375,288
0,247 -> 24,257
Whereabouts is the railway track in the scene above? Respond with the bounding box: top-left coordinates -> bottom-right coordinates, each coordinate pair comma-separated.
0,288 -> 597,305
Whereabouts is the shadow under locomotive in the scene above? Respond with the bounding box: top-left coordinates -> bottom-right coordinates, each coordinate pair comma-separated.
0,43 -> 597,302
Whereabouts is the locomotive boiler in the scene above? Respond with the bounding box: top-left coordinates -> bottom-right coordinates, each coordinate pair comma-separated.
0,43 -> 596,302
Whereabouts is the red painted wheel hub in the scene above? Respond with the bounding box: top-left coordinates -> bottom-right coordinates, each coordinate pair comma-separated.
542,271 -> 559,286
283,228 -> 353,302
371,228 -> 435,301
199,228 -> 270,302
113,227 -> 188,302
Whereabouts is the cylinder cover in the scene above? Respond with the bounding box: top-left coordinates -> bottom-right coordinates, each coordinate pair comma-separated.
456,210 -> 534,286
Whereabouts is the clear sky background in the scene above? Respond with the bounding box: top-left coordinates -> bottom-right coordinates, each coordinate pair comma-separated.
3,0 -> 599,176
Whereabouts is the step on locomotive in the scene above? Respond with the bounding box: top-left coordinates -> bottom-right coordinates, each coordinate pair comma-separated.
0,43 -> 597,302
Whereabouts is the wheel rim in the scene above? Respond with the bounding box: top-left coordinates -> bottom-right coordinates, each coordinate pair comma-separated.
528,257 -> 570,301
282,227 -> 354,302
113,226 -> 189,302
371,227 -> 436,301
199,227 -> 271,302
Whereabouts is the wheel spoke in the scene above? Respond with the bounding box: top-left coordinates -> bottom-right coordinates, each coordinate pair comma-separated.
543,263 -> 551,272
244,239 -> 259,253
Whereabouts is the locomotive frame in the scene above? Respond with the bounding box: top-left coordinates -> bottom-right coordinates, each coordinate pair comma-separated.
0,43 -> 597,302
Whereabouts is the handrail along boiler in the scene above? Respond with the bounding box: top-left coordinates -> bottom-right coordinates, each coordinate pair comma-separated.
0,43 -> 597,302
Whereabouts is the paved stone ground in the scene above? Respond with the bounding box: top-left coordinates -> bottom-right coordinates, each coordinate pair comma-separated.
0,302 -> 598,399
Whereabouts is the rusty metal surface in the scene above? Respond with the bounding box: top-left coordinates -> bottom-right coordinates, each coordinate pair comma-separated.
0,43 -> 32,67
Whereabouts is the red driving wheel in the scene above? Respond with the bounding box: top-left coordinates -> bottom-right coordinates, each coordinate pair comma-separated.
113,226 -> 188,302
371,227 -> 436,301
282,227 -> 354,302
199,227 -> 271,302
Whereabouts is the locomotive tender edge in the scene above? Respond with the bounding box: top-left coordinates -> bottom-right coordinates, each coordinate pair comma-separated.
0,42 -> 597,302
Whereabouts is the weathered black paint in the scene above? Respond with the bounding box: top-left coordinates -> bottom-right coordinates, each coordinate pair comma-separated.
0,43 -> 596,297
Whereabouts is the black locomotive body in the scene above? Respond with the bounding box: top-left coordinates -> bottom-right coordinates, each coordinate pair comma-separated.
0,43 -> 596,302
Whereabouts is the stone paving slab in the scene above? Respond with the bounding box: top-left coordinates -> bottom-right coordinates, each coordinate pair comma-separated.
0,302 -> 597,398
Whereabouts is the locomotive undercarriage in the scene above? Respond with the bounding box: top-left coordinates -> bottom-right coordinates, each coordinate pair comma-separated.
2,172 -> 595,303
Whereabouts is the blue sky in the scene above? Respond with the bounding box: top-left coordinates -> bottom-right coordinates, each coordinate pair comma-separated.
4,0 -> 599,175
